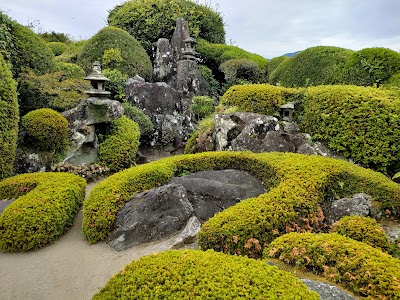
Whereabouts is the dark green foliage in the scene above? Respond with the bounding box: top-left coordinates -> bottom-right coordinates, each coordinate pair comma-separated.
330,216 -> 392,252
94,249 -> 319,299
102,68 -> 128,100
190,96 -> 214,120
198,65 -> 219,97
77,26 -> 152,81
267,233 -> 400,299
220,58 -> 264,85
55,40 -> 87,63
108,0 -> 225,55
99,116 -> 140,171
21,108 -> 69,152
343,47 -> 400,87
267,55 -> 290,82
302,85 -> 400,170
40,31 -> 72,43
0,12 -> 54,77
269,46 -> 353,87
0,172 -> 86,252
47,42 -> 68,56
122,102 -> 154,136
83,151 -> 400,262
0,54 -> 18,179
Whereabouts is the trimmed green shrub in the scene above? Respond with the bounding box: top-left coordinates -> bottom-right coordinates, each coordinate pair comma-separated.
381,72 -> 400,98
47,42 -> 68,56
220,58 -> 264,85
0,53 -> 19,179
21,108 -> 69,152
103,68 -> 128,101
267,232 -> 400,299
330,216 -> 391,252
0,12 -> 54,77
94,249 -> 319,299
99,116 -> 140,171
302,85 -> 400,170
267,55 -> 290,82
220,84 -> 304,115
108,0 -> 225,55
198,65 -> 220,97
0,172 -> 86,252
343,47 -> 400,87
122,102 -> 154,136
40,31 -> 71,43
77,26 -> 152,81
83,152 -> 400,260
269,46 -> 353,87
190,96 -> 214,120
54,61 -> 85,78
55,40 -> 86,63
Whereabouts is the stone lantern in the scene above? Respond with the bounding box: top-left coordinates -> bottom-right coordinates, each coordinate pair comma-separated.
182,37 -> 198,61
84,61 -> 111,98
279,102 -> 295,122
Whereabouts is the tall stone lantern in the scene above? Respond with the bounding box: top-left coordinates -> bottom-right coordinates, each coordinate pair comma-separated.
84,61 -> 111,98
182,37 -> 198,61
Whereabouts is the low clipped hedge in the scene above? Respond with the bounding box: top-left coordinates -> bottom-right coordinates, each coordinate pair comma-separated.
93,249 -> 318,299
330,216 -> 391,252
99,116 -> 140,171
220,84 -> 304,115
267,232 -> 400,299
0,172 -> 86,252
303,85 -> 400,170
83,152 -> 400,259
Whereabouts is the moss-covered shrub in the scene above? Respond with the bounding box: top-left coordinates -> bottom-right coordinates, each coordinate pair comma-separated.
122,102 -> 154,136
0,12 -> 54,77
302,85 -> 400,170
190,96 -> 214,120
220,58 -> 264,85
47,42 -> 68,56
0,54 -> 19,180
269,46 -> 353,87
102,68 -> 128,101
267,55 -> 290,82
220,84 -> 304,115
330,216 -> 391,252
267,232 -> 400,299
343,47 -> 400,87
0,172 -> 86,252
77,26 -> 152,81
108,0 -> 225,55
99,116 -> 140,171
94,249 -> 318,299
21,108 -> 69,152
83,152 -> 400,260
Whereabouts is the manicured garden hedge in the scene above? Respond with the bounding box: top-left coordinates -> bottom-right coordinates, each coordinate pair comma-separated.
330,216 -> 391,252
93,249 -> 318,299
267,232 -> 400,299
99,116 -> 141,171
0,172 -> 86,252
83,152 -> 400,259
219,58 -> 264,84
267,55 -> 290,82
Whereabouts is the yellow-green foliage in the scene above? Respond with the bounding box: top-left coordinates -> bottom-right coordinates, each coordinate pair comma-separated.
47,41 -> 68,56
21,108 -> 69,152
330,216 -> 391,252
83,152 -> 400,258
55,40 -> 87,63
220,84 -> 303,115
267,232 -> 400,299
99,116 -> 140,171
303,85 -> 400,170
0,172 -> 86,252
93,249 -> 319,300
0,53 -> 18,179
267,55 -> 290,81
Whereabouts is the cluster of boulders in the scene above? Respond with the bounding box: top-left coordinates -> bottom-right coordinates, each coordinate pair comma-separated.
51,162 -> 110,180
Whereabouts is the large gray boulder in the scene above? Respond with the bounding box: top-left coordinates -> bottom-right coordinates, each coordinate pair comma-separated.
301,279 -> 356,300
169,216 -> 201,249
107,184 -> 193,251
170,169 -> 266,221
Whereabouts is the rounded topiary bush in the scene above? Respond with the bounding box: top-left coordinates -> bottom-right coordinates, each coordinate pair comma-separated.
47,41 -> 68,56
302,85 -> 400,170
99,116 -> 140,171
0,172 -> 86,252
219,58 -> 264,84
108,0 -> 225,55
77,26 -> 152,81
21,108 -> 69,152
93,249 -> 319,299
267,55 -> 290,82
54,61 -> 85,79
269,46 -> 353,87
122,102 -> 154,136
267,232 -> 400,299
330,215 -> 391,252
343,47 -> 400,87
0,53 -> 19,180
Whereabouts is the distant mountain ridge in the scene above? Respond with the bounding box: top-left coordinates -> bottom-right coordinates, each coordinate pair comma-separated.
283,51 -> 300,57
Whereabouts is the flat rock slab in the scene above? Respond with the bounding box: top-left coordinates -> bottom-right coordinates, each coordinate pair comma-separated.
170,169 -> 266,221
301,279 -> 356,300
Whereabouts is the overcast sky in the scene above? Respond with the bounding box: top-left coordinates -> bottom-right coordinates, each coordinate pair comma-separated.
1,0 -> 399,58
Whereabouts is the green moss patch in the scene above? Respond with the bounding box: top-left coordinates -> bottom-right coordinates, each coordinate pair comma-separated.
93,249 -> 319,299
0,172 -> 86,252
267,232 -> 400,299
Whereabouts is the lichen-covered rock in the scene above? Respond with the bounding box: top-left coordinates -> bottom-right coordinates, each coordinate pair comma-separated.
169,216 -> 201,249
326,193 -> 372,225
301,279 -> 356,300
154,38 -> 174,82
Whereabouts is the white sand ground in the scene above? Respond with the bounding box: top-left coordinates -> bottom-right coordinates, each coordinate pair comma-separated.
0,180 -> 175,300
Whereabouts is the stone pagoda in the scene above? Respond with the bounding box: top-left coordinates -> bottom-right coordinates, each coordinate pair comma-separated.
84,61 -> 111,98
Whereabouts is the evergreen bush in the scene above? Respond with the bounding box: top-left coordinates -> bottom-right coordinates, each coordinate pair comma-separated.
190,96 -> 214,120
267,55 -> 290,82
55,40 -> 86,63
122,102 -> 154,136
0,172 -> 86,252
219,58 -> 264,85
47,41 -> 68,56
102,68 -> 128,101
